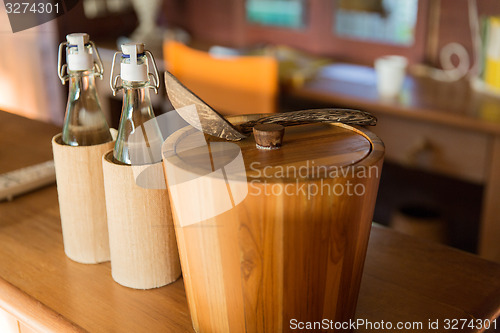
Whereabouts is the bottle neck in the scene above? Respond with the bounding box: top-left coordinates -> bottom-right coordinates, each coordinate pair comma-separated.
120,81 -> 155,124
122,81 -> 152,112
68,70 -> 97,96
114,80 -> 163,165
62,70 -> 112,146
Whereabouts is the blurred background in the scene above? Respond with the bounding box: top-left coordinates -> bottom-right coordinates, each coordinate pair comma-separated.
2,0 -> 500,260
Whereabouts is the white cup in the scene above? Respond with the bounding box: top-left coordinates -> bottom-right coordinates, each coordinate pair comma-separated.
374,55 -> 408,98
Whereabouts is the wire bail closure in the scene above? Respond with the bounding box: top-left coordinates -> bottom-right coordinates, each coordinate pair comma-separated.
57,41 -> 104,85
110,50 -> 160,96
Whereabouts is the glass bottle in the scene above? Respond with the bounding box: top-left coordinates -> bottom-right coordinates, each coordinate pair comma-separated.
110,43 -> 163,165
58,33 -> 112,146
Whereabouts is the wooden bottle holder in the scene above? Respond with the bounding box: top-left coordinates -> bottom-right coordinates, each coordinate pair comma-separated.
102,151 -> 181,289
52,133 -> 114,264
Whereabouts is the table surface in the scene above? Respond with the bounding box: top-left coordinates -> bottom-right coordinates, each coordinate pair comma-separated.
290,64 -> 500,135
0,111 -> 499,333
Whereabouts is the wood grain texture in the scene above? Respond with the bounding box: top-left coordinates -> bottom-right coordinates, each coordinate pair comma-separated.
161,0 -> 428,65
163,115 -> 384,332
236,109 -> 377,135
290,72 -> 500,136
253,123 -> 285,149
424,0 -> 441,65
290,69 -> 500,261
369,113 -> 489,184
433,0 -> 500,68
0,111 -> 60,174
0,182 -> 193,333
0,306 -> 21,333
356,228 -> 500,333
102,152 -> 181,289
0,111 -> 194,333
52,134 -> 114,264
0,278 -> 84,333
1,111 -> 499,333
19,323 -> 38,333
479,136 -> 500,261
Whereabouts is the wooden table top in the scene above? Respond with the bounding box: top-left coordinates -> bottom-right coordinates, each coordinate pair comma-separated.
289,64 -> 500,135
0,111 -> 499,332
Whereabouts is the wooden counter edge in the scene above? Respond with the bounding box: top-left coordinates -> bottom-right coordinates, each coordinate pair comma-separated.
0,277 -> 86,333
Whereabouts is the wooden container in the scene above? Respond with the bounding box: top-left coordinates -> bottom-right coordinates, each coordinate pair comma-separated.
102,152 -> 181,289
391,205 -> 446,243
52,133 -> 114,264
162,115 -> 384,332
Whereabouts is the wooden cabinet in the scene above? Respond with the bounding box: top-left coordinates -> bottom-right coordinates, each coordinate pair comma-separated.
290,70 -> 500,262
371,114 -> 489,184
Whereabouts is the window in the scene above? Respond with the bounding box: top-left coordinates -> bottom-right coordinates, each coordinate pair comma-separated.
246,0 -> 305,29
334,0 -> 418,46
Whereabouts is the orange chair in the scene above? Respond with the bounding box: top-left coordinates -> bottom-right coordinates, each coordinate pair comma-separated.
164,41 -> 278,115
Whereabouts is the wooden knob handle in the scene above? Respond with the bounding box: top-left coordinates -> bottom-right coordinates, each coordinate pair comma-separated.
253,124 -> 285,150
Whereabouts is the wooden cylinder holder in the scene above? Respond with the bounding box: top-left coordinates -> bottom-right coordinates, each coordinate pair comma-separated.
102,151 -> 181,289
162,114 -> 385,333
52,134 -> 114,264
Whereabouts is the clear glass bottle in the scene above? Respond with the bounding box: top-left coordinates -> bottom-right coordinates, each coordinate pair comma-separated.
110,43 -> 162,165
58,33 -> 112,146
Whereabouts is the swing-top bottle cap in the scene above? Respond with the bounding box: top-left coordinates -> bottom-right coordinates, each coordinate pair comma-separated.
66,33 -> 89,45
121,42 -> 145,55
66,33 -> 93,71
120,42 -> 149,82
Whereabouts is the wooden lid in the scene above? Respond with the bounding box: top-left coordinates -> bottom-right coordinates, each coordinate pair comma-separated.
162,114 -> 383,182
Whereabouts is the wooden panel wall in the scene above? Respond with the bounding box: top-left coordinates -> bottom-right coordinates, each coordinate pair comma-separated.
55,1 -> 137,43
161,0 -> 428,65
432,0 -> 500,66
160,0 -> 500,66
162,0 -> 242,46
